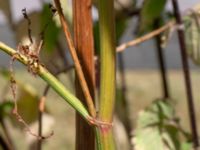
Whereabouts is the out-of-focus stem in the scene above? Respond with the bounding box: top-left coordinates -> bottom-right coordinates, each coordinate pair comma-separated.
171,0 -> 199,148
154,19 -> 169,99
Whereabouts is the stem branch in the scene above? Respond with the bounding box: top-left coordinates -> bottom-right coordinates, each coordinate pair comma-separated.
0,42 -> 91,122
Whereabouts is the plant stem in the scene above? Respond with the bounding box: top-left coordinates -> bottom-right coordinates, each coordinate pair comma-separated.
0,42 -> 91,122
117,21 -> 175,52
154,19 -> 169,99
72,0 -> 96,149
97,0 -> 116,149
0,134 -> 10,150
0,120 -> 15,150
117,53 -> 132,148
37,85 -> 49,150
171,0 -> 199,148
54,0 -> 96,117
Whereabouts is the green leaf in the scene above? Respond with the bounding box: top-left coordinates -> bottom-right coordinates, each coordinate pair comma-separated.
184,11 -> 200,65
40,4 -> 60,54
139,0 -> 167,33
16,83 -> 39,124
151,100 -> 174,119
116,19 -> 128,42
180,142 -> 193,150
162,132 -> 176,150
133,99 -> 192,150
164,124 -> 181,149
136,99 -> 174,129
133,127 -> 165,150
0,101 -> 14,119
137,108 -> 160,129
0,68 -> 10,79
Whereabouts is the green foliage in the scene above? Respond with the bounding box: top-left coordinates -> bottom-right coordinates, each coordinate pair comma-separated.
0,101 -> 14,119
138,0 -> 167,33
184,11 -> 200,66
116,19 -> 128,42
0,68 -> 10,79
133,99 -> 192,150
40,4 -> 60,54
0,69 -> 45,124
16,82 -> 40,124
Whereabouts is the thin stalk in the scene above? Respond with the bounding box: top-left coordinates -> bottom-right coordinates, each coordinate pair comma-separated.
72,0 -> 96,150
171,0 -> 199,148
0,134 -> 10,150
0,42 -> 91,122
0,120 -> 15,150
117,21 -> 175,52
117,53 -> 132,148
37,85 -> 49,150
97,0 -> 116,149
54,0 -> 96,117
154,19 -> 169,99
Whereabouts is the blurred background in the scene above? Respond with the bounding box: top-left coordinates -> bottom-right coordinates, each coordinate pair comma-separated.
0,0 -> 200,149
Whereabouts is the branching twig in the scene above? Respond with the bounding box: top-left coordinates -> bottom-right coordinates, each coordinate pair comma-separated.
53,0 -> 96,117
0,41 -> 91,123
9,56 -> 53,141
116,21 -> 175,52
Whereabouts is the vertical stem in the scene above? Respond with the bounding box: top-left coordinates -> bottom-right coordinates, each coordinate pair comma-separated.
37,86 -> 49,150
0,134 -> 10,150
98,0 -> 116,149
117,53 -> 132,146
99,0 -> 116,124
72,0 -> 96,149
171,0 -> 199,148
37,109 -> 42,150
0,120 -> 15,150
154,19 -> 169,99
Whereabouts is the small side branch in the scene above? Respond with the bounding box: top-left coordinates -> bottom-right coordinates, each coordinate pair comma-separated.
116,21 -> 175,52
0,42 -> 91,123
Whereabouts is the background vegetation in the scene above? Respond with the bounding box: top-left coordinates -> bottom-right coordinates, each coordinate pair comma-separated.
0,0 -> 200,150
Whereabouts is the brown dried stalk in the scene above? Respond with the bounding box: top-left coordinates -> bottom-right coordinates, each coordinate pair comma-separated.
53,0 -> 96,117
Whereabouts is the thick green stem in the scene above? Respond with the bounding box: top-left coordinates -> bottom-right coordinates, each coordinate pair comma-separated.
97,0 -> 116,149
0,42 -> 90,121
